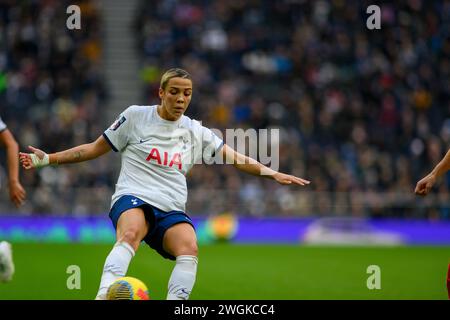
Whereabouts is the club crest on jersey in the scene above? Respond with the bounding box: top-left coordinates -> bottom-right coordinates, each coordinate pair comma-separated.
146,147 -> 182,170
109,115 -> 126,131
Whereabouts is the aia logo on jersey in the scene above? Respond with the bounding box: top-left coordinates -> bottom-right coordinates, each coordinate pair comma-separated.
146,147 -> 182,170
109,116 -> 126,131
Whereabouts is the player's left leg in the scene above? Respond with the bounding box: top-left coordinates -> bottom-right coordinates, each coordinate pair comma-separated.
162,223 -> 198,300
0,241 -> 14,282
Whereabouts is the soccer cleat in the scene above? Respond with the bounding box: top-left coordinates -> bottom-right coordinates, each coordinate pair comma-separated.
0,241 -> 15,282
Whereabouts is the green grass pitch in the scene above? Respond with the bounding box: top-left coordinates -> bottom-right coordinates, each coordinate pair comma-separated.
0,243 -> 448,300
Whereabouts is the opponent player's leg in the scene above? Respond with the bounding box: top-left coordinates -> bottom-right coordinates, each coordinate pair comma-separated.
96,208 -> 150,299
163,222 -> 198,300
0,241 -> 14,282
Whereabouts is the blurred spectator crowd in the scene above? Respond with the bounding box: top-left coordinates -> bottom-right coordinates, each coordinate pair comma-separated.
0,0 -> 112,215
135,0 -> 450,219
0,0 -> 449,220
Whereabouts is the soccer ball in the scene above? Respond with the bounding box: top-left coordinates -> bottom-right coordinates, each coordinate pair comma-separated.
106,276 -> 150,300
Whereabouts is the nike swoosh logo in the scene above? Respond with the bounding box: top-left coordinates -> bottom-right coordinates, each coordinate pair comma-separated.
139,138 -> 152,143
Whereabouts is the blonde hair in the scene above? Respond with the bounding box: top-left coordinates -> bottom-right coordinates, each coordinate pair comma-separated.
160,68 -> 191,90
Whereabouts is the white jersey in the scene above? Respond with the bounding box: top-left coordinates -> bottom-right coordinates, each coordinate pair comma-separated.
0,117 -> 6,132
103,105 -> 223,212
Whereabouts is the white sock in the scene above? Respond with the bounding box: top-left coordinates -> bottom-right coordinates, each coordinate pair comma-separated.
167,255 -> 198,300
96,241 -> 135,299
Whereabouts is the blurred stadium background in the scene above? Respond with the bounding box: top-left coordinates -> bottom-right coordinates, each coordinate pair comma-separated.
0,0 -> 449,299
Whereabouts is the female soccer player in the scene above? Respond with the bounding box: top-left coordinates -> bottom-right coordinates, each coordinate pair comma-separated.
19,68 -> 310,300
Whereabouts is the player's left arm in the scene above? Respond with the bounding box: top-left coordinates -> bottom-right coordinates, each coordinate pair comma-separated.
218,144 -> 310,186
0,129 -> 26,207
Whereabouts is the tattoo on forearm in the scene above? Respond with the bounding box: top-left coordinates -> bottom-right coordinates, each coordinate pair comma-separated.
73,151 -> 82,161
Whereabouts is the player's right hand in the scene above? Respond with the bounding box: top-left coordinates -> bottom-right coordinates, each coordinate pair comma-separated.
414,174 -> 436,196
19,146 -> 49,169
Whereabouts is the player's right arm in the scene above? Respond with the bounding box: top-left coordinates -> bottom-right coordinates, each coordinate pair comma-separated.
19,135 -> 112,170
414,149 -> 450,196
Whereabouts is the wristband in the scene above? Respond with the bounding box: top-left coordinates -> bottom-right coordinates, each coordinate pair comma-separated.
30,153 -> 50,168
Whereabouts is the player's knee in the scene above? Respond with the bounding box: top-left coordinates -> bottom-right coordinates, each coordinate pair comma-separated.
175,241 -> 198,257
119,229 -> 142,250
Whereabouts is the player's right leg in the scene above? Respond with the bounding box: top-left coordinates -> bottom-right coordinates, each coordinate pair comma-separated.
0,241 -> 14,282
95,208 -> 150,300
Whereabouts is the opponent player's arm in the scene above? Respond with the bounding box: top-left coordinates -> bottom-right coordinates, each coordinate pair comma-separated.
0,129 -> 26,206
0,129 -> 20,183
219,144 -> 310,186
429,149 -> 450,179
415,149 -> 450,195
19,135 -> 112,169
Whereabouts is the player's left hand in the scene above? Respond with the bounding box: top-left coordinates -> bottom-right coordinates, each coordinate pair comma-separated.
9,180 -> 26,207
273,172 -> 310,186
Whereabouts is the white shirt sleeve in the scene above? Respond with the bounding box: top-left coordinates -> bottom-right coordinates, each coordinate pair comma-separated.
103,107 -> 133,152
201,126 -> 223,163
0,117 -> 7,132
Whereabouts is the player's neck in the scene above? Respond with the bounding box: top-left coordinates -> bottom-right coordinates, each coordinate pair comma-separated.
157,105 -> 180,122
